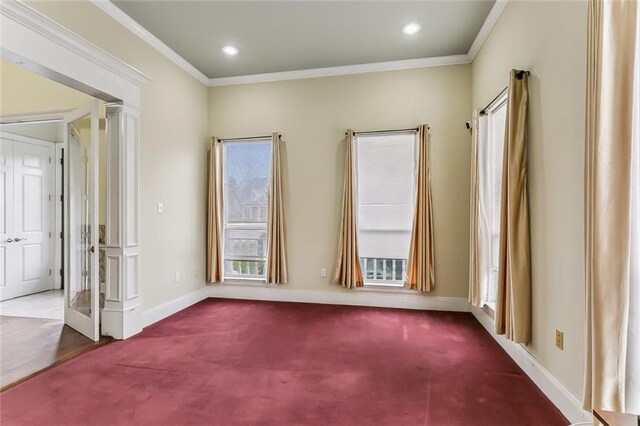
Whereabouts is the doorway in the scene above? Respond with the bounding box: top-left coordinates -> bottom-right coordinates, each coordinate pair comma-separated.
2,0 -> 147,343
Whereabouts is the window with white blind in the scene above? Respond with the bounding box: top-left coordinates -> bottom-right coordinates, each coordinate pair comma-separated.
485,94 -> 508,305
222,139 -> 272,279
354,132 -> 417,286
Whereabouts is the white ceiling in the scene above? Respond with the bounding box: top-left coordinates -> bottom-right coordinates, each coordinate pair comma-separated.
112,1 -> 495,79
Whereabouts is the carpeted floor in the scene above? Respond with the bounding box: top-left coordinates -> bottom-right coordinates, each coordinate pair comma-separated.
0,299 -> 568,425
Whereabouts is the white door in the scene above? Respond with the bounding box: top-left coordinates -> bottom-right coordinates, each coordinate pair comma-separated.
0,137 -> 54,301
64,101 -> 99,341
0,138 -> 15,301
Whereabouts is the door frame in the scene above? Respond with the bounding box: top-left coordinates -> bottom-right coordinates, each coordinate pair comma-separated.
0,0 -> 150,339
0,131 -> 58,298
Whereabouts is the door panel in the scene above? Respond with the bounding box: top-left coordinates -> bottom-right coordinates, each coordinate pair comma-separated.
64,101 -> 99,341
12,141 -> 53,298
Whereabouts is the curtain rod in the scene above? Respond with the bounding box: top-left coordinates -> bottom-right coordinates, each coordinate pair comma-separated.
479,70 -> 530,116
479,87 -> 508,116
345,127 -> 423,136
215,134 -> 280,143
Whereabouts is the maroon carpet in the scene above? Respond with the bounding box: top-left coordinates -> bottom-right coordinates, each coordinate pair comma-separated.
0,299 -> 567,425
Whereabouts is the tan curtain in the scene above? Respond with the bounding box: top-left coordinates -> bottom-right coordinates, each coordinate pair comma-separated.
494,70 -> 531,343
469,110 -> 484,307
405,124 -> 435,293
206,137 -> 223,283
333,129 -> 363,288
583,0 -> 639,412
266,133 -> 288,284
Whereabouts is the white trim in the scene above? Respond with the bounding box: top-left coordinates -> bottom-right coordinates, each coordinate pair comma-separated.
0,0 -> 150,88
88,0 -> 508,86
206,284 -> 470,312
0,109 -> 73,124
471,306 -> 592,425
207,55 -> 472,87
467,0 -> 509,61
90,0 -> 209,86
141,285 -> 469,328
141,286 -> 209,327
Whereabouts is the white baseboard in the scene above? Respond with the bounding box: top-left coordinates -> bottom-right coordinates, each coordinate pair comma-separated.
141,286 -> 209,327
206,283 -> 470,312
471,306 -> 592,425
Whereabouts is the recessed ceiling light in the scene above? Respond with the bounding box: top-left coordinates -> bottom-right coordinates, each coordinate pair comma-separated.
222,46 -> 239,56
402,23 -> 422,35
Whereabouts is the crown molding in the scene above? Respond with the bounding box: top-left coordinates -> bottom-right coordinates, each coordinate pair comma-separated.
1,0 -> 151,88
90,0 -> 209,86
208,54 -> 472,87
90,0 -> 508,87
468,0 -> 509,61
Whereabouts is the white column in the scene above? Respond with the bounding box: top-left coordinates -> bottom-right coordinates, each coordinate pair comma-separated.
101,104 -> 141,339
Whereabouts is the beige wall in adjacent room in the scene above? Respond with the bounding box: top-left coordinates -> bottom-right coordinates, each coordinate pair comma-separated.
209,65 -> 472,299
0,60 -> 110,225
25,1 -> 210,311
472,0 -> 588,399
0,60 -> 93,115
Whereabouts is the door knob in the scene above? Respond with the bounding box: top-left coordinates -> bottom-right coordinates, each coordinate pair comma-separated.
85,246 -> 95,253
14,237 -> 26,242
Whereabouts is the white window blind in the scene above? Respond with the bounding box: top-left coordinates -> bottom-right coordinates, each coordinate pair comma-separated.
485,96 -> 508,304
355,132 -> 417,284
222,140 -> 272,279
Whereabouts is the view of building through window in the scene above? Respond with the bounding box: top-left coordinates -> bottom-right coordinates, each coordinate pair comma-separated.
223,140 -> 272,278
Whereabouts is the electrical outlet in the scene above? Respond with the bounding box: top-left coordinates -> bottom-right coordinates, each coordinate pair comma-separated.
157,203 -> 164,214
555,330 -> 564,350
320,267 -> 327,278
175,272 -> 181,282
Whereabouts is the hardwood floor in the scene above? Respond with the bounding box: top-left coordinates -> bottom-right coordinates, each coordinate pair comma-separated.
0,316 -> 111,390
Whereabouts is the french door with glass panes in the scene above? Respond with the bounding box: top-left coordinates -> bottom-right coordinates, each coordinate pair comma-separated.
63,100 -> 100,341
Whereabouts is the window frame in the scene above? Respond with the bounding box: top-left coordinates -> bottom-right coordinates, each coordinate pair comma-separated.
484,92 -> 508,308
220,137 -> 272,282
353,130 -> 419,288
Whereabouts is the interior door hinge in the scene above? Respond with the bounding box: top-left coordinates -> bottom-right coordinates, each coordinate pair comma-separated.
60,269 -> 63,277
60,232 -> 63,239
49,157 -> 52,164
60,195 -> 63,202
49,269 -> 52,276
49,232 -> 51,238
60,157 -> 63,165
49,194 -> 52,202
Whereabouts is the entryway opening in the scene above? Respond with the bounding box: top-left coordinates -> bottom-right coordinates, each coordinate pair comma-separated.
0,59 -> 112,389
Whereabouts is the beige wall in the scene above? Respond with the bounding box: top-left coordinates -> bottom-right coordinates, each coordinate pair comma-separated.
25,1 -> 210,311
209,65 -> 472,299
472,0 -> 588,399
0,60 -> 110,225
0,60 -> 93,115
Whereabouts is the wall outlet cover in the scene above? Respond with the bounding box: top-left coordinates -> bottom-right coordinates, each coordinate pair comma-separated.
555,330 -> 564,350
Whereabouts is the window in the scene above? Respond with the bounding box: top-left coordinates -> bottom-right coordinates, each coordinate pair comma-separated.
354,132 -> 417,286
222,139 -> 272,279
484,94 -> 508,306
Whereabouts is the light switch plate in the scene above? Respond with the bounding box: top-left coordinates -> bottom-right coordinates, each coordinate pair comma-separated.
320,268 -> 327,278
157,203 -> 164,214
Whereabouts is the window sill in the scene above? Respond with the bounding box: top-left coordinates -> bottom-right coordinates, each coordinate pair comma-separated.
222,277 -> 266,286
356,285 -> 417,295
